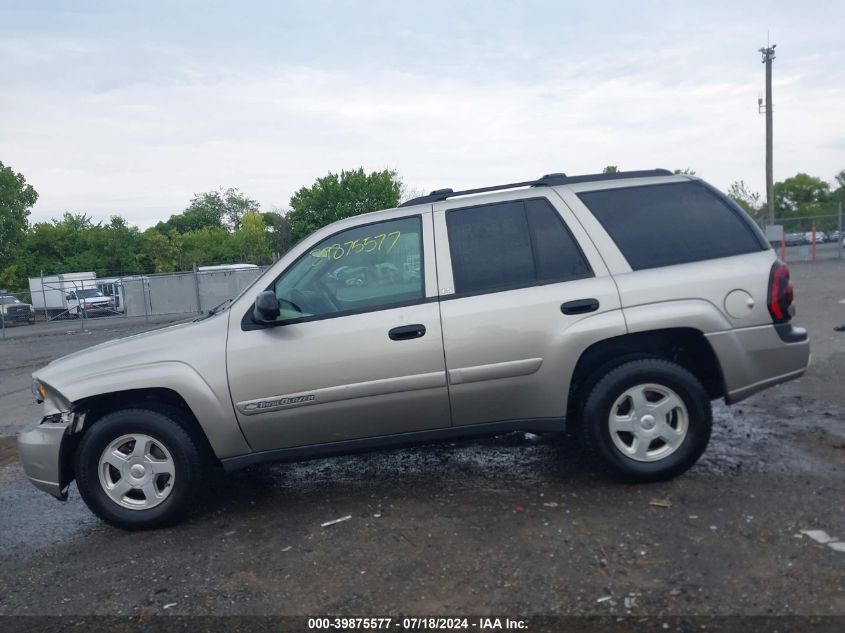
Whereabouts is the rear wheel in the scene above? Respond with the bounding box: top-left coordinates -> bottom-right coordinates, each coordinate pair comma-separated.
75,408 -> 205,529
579,359 -> 712,482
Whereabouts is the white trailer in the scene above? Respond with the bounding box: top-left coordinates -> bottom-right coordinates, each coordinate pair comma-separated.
197,264 -> 259,272
29,272 -> 114,318
94,276 -> 142,313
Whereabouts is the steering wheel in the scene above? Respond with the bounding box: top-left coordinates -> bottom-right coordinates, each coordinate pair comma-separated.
278,296 -> 304,314
289,283 -> 340,315
287,289 -> 310,313
315,277 -> 341,311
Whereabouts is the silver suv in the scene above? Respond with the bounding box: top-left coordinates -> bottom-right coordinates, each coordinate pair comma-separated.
19,170 -> 810,529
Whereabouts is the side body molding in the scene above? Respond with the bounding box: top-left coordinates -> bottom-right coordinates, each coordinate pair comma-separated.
236,371 -> 446,416
448,358 -> 543,385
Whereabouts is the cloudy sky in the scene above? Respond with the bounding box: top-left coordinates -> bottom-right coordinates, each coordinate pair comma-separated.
2,0 -> 843,228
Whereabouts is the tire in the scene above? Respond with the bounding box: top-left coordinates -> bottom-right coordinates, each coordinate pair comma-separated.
75,408 -> 205,530
578,358 -> 712,482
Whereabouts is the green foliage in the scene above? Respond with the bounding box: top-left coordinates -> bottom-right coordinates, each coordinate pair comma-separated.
673,168 -> 696,175
0,160 -> 38,273
287,168 -> 402,243
727,180 -> 763,221
0,264 -> 22,291
831,170 -> 845,206
263,211 -> 294,256
14,213 -> 145,284
233,212 -> 272,265
155,206 -> 221,234
181,227 -> 236,267
156,187 -> 259,234
773,173 -> 830,217
140,229 -> 182,273
602,165 -> 619,173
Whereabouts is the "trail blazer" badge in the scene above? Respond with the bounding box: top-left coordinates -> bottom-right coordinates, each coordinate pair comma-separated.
239,394 -> 316,415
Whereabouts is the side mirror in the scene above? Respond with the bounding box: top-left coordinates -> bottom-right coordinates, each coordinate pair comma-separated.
66,294 -> 73,301
253,291 -> 280,324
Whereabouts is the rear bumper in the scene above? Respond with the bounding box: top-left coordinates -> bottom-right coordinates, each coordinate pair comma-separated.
17,420 -> 70,500
706,323 -> 810,404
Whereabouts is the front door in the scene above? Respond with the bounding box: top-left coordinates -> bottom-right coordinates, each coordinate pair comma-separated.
226,213 -> 451,451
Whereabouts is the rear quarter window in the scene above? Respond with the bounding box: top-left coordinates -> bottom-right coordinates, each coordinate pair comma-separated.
577,182 -> 766,270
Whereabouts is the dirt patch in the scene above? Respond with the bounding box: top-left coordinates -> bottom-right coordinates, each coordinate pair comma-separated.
0,436 -> 17,467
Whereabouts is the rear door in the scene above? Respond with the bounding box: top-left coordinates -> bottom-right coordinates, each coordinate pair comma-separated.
433,191 -> 626,426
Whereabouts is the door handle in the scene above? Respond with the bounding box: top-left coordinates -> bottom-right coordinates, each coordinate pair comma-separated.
561,298 -> 600,315
389,324 -> 426,341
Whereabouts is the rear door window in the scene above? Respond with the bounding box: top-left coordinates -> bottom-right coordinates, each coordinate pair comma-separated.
525,199 -> 592,282
577,182 -> 765,270
446,198 -> 592,295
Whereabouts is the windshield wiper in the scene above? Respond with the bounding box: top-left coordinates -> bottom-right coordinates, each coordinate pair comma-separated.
194,298 -> 232,321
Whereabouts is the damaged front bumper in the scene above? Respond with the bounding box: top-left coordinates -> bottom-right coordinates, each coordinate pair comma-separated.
17,418 -> 71,500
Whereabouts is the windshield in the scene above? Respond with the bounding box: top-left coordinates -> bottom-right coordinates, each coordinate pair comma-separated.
75,289 -> 105,299
0,296 -> 21,305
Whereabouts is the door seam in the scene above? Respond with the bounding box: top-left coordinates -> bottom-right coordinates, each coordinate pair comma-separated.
429,207 -> 455,427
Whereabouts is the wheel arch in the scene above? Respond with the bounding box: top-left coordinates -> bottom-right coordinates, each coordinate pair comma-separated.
78,388 -> 213,449
566,327 -> 726,427
58,387 -> 223,489
47,361 -> 251,457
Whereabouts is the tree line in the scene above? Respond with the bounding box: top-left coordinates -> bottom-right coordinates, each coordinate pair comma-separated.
0,164 -> 401,292
1,159 -> 843,293
602,165 -> 845,229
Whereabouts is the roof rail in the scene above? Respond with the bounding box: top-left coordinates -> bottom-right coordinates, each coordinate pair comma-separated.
398,169 -> 673,207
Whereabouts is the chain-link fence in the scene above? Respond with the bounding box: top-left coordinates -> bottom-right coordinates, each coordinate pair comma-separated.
760,202 -> 844,263
121,266 -> 268,317
1,265 -> 268,338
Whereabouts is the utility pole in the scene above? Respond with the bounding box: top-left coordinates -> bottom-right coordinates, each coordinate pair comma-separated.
758,43 -> 776,226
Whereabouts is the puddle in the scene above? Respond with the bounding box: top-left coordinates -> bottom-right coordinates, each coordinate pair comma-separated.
272,432 -> 570,494
0,465 -> 100,557
697,399 -> 845,476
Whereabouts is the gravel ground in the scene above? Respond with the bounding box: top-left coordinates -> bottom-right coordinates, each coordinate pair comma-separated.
0,260 -> 843,618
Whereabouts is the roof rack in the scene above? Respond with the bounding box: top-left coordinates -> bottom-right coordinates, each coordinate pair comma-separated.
398,169 -> 673,207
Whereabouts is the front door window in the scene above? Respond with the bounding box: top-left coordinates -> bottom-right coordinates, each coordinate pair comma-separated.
272,216 -> 424,322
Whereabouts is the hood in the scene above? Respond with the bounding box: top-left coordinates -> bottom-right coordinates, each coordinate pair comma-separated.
78,296 -> 112,304
1,302 -> 33,312
35,316 -> 221,391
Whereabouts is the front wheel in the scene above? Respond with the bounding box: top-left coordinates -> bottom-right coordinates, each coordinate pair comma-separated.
579,359 -> 712,482
75,408 -> 205,529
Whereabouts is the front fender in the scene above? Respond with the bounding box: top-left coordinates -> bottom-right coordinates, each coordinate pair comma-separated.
43,361 -> 251,459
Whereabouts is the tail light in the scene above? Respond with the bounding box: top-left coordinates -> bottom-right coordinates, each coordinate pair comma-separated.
767,261 -> 793,323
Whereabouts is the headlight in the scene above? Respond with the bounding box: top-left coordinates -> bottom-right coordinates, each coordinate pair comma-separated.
32,380 -> 46,404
